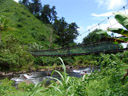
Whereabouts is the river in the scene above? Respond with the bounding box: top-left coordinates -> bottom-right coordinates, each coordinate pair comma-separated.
9,66 -> 100,85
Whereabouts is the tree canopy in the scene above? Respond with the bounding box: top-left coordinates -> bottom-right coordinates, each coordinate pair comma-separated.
53,17 -> 79,47
19,0 -> 79,48
82,29 -> 110,44
40,5 -> 57,24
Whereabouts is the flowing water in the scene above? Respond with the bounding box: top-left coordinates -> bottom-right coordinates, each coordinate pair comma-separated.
10,66 -> 100,85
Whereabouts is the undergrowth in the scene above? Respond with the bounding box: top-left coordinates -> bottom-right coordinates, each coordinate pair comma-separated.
0,53 -> 128,96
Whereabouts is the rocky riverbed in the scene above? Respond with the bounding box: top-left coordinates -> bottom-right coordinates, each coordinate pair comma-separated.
9,66 -> 100,85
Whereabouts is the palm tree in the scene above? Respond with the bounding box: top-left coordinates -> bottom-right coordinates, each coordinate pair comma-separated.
0,15 -> 9,43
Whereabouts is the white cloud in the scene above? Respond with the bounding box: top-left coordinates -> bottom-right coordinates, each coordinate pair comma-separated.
96,0 -> 127,10
91,9 -> 128,18
91,12 -> 113,17
13,0 -> 19,3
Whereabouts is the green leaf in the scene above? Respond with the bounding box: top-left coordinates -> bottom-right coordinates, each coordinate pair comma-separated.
50,86 -> 63,94
51,70 -> 64,81
113,41 -> 119,44
108,28 -> 128,37
96,30 -> 107,35
114,12 -> 128,30
116,37 -> 128,42
49,76 -> 63,85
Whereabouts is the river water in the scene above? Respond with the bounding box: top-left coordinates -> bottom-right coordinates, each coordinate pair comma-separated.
10,66 -> 100,85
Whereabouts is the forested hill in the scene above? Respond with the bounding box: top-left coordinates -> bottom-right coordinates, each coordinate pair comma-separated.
0,0 -> 79,71
0,0 -> 55,48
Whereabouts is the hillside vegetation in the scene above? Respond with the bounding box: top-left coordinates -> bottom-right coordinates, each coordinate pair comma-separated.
0,0 -> 59,71
0,1 -> 128,96
0,0 -> 54,48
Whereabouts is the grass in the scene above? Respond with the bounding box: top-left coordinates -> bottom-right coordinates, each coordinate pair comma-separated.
0,0 -> 57,48
0,0 -> 60,71
0,53 -> 128,96
0,1 -> 128,95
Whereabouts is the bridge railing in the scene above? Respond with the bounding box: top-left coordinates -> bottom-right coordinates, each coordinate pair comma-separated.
30,41 -> 123,56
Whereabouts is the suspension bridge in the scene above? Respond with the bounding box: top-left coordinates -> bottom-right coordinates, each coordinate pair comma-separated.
30,40 -> 128,57
30,4 -> 128,57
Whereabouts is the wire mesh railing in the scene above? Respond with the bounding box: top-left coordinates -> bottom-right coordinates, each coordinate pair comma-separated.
30,41 -> 125,56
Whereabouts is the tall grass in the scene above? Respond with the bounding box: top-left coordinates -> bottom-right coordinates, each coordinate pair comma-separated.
1,53 -> 128,96
49,57 -> 73,96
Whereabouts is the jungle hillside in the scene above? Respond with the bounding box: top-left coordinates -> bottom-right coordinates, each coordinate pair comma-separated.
0,0 -> 128,96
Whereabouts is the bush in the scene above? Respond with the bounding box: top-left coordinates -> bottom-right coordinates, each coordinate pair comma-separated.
0,36 -> 34,71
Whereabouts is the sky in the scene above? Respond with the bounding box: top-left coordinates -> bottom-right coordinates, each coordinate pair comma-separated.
14,0 -> 128,43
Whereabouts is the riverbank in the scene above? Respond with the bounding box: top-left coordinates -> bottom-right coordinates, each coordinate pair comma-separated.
0,58 -> 128,96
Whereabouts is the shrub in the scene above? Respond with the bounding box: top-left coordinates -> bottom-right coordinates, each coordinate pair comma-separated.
0,35 -> 34,71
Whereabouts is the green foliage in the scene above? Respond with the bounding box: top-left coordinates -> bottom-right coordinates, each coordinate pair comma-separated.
29,0 -> 42,14
40,4 -> 57,24
108,12 -> 128,42
0,15 -> 11,43
114,12 -> 128,29
83,29 -> 109,44
73,55 -> 99,66
18,82 -> 44,96
96,12 -> 128,42
108,28 -> 128,37
49,57 -> 73,96
53,17 -> 79,47
0,54 -> 128,96
82,53 -> 127,96
0,15 -> 9,31
0,1 -> 128,96
0,0 -> 54,47
0,78 -> 16,96
0,35 -> 34,71
0,0 -> 61,70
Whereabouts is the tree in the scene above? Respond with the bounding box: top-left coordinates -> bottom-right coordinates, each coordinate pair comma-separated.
32,0 -> 42,14
20,1 -> 57,24
40,5 -> 51,24
27,2 -> 34,13
50,6 -> 57,24
22,0 -> 29,5
40,4 -> 57,24
27,0 -> 42,14
82,29 -> 110,44
65,23 -> 79,44
53,17 -> 68,47
0,16 -> 10,43
53,17 -> 79,47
